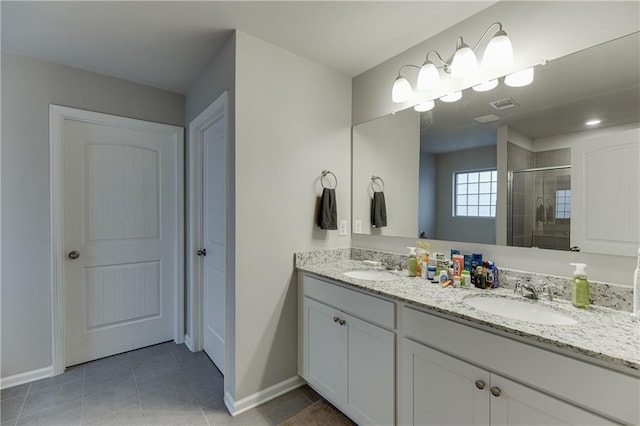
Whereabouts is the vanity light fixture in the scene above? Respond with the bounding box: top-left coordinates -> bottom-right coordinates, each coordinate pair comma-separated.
585,119 -> 602,126
450,40 -> 479,78
440,91 -> 462,103
392,22 -> 516,110
504,67 -> 534,87
414,100 -> 435,112
472,79 -> 499,92
417,58 -> 441,90
392,65 -> 419,103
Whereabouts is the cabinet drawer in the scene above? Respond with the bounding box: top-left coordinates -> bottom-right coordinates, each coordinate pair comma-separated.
302,273 -> 394,329
403,306 -> 639,425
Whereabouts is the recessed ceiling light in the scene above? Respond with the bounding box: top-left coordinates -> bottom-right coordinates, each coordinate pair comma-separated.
585,119 -> 601,126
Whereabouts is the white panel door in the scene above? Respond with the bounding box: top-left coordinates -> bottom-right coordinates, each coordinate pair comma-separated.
571,128 -> 640,256
64,117 -> 181,366
202,115 -> 226,372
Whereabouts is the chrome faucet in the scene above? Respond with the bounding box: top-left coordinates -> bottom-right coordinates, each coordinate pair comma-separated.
514,279 -> 553,301
539,283 -> 554,301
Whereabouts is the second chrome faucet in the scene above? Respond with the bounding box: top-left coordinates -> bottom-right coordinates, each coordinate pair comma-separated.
514,279 -> 553,301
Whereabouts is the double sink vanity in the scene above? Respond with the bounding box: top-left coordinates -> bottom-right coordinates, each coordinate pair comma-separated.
296,249 -> 639,425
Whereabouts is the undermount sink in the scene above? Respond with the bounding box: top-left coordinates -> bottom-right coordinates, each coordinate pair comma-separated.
343,270 -> 397,281
464,296 -> 578,326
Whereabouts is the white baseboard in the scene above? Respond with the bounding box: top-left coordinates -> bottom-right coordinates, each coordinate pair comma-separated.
1,366 -> 54,389
184,334 -> 194,352
224,376 -> 306,417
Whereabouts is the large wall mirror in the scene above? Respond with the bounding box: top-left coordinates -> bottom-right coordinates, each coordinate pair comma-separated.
352,32 -> 640,256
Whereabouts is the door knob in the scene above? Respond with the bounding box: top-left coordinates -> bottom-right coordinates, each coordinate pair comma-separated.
196,248 -> 207,256
475,380 -> 485,390
490,387 -> 502,397
333,316 -> 340,323
68,251 -> 80,260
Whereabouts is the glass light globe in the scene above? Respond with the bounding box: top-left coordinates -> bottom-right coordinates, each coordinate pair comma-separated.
450,44 -> 478,78
472,79 -> 499,92
392,76 -> 413,103
414,100 -> 435,112
483,31 -> 513,68
417,62 -> 440,90
440,91 -> 462,102
505,67 -> 534,87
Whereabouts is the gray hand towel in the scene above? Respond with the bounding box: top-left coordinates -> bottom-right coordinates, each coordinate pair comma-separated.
371,191 -> 387,228
317,188 -> 338,230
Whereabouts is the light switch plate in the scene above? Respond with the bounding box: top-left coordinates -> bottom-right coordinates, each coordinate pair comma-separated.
339,220 -> 348,236
355,220 -> 362,233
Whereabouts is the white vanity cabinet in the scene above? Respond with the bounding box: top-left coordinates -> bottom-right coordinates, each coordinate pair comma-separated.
401,338 -> 615,425
400,307 -> 637,425
299,273 -> 395,425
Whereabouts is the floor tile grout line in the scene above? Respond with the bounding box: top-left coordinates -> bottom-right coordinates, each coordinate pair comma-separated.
15,382 -> 31,420
130,356 -> 144,421
199,406 -> 212,426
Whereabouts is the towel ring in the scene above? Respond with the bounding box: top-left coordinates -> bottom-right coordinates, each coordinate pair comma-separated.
371,175 -> 385,191
321,170 -> 337,189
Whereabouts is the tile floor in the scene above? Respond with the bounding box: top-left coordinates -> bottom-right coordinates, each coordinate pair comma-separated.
0,342 -> 329,425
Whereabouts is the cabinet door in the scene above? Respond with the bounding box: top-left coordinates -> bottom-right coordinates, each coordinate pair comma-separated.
344,312 -> 395,426
302,297 -> 346,403
402,339 -> 490,426
490,375 -> 616,425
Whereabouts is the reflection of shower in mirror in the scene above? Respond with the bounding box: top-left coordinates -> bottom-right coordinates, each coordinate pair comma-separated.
508,166 -> 571,251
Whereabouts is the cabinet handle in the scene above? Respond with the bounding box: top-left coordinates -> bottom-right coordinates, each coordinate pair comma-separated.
333,316 -> 340,323
475,380 -> 485,390
338,319 -> 346,326
490,387 -> 501,397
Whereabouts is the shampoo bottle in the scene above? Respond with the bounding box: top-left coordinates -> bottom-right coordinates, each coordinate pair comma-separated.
633,248 -> 640,318
407,247 -> 417,277
570,263 -> 590,309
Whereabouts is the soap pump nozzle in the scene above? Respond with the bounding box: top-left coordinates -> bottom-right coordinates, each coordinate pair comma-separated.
570,262 -> 587,277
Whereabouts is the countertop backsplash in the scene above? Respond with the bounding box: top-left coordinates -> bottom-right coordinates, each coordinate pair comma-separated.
296,247 -> 634,312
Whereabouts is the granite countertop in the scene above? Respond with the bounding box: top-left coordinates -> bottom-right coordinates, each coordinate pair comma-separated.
298,259 -> 640,375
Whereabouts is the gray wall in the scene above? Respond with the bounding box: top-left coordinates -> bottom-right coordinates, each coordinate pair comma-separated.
418,152 -> 436,239
234,31 -> 351,400
1,52 -> 185,379
183,33 -> 237,396
436,145 -> 497,244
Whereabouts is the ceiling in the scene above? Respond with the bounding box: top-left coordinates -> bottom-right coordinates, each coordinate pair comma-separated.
1,1 -> 495,94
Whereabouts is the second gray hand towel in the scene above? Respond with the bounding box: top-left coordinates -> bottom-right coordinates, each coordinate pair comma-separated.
371,191 -> 387,228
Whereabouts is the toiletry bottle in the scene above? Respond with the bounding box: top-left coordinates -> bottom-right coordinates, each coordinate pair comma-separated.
461,270 -> 471,288
633,248 -> 640,318
570,263 -> 590,308
452,255 -> 464,278
427,265 -> 436,281
407,247 -> 417,277
475,266 -> 485,289
438,269 -> 449,285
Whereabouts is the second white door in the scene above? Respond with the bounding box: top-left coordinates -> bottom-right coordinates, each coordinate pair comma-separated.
201,106 -> 227,373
